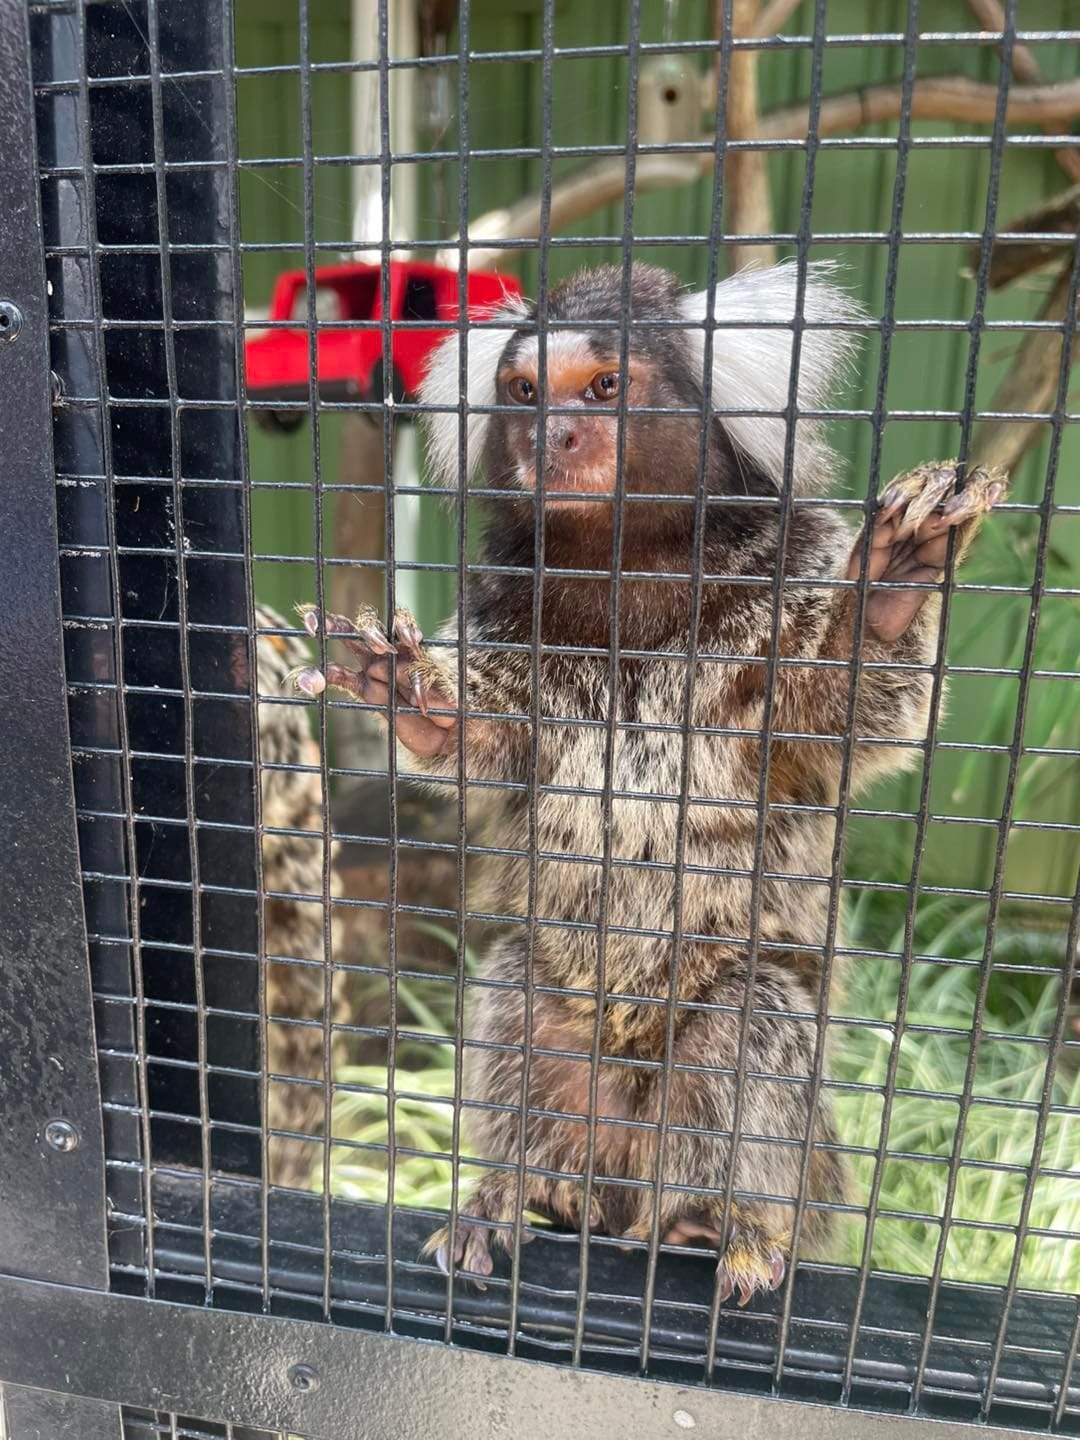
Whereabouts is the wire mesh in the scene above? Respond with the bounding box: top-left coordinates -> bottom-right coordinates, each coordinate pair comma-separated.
29,0 -> 1080,1431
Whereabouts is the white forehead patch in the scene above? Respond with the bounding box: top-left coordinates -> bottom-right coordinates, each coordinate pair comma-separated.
508,331 -> 595,375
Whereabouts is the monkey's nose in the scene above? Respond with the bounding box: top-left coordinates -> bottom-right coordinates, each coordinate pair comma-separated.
550,424 -> 579,453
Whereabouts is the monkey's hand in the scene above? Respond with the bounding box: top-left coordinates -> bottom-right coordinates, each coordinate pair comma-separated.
291,605 -> 458,759
848,461 -> 1006,644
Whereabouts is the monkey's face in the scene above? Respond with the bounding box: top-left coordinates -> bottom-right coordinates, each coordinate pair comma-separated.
495,335 -> 696,507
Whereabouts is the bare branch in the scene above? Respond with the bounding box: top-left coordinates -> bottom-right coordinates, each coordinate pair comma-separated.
760,74 -> 1080,140
971,261 -> 1075,475
964,0 -> 1080,181
443,76 -> 1080,269
975,183 -> 1080,290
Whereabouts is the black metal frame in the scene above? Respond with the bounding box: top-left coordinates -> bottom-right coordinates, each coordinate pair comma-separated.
0,0 -> 109,1293
2,2 -> 1079,1437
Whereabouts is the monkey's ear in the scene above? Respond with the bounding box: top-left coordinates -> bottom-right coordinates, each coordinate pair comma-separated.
417,294 -> 533,493
678,261 -> 866,492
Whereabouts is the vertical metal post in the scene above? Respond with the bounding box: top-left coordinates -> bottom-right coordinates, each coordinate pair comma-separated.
0,0 -> 109,1292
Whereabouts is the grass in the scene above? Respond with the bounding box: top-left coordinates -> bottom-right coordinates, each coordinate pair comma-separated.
831,893 -> 1079,1293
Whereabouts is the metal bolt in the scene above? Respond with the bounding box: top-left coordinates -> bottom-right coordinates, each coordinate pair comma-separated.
0,301 -> 22,342
288,1363 -> 320,1393
44,1119 -> 79,1152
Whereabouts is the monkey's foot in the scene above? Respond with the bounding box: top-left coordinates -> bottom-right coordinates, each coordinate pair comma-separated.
624,1207 -> 787,1307
422,1217 -> 502,1287
716,1221 -> 789,1307
290,604 -> 457,759
421,1170 -> 606,1287
849,460 -> 1007,643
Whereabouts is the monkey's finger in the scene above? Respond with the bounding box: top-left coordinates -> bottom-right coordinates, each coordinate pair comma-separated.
408,665 -> 428,716
848,524 -> 904,585
391,606 -> 425,661
881,462 -> 960,539
323,663 -> 366,699
358,674 -> 391,709
424,1223 -> 466,1274
353,604 -> 397,655
287,665 -> 326,697
462,1227 -> 494,1284
906,480 -> 1005,567
371,657 -> 426,714
767,1248 -> 786,1291
406,664 -> 458,723
297,604 -> 396,663
942,478 -> 1005,524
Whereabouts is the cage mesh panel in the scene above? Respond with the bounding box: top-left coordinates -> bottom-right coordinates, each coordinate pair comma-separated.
29,0 -> 1080,1430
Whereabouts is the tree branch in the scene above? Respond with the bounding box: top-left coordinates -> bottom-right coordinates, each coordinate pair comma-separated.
973,183 -> 1080,291
440,75 -> 1080,269
971,261 -> 1075,475
760,73 -> 1080,140
964,0 -> 1080,181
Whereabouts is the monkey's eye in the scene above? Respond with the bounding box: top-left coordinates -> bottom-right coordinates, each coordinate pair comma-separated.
507,376 -> 536,405
587,371 -> 621,401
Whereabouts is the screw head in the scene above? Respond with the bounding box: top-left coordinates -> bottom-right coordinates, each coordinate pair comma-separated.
0,301 -> 23,342
288,1363 -> 320,1393
44,1119 -> 79,1152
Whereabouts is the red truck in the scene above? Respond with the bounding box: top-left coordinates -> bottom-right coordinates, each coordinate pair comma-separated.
244,260 -> 523,433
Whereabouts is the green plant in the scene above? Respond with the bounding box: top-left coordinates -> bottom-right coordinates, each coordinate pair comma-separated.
326,921 -> 473,1208
830,889 -> 1079,1292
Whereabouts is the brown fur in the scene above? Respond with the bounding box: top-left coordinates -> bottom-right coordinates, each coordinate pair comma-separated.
254,604 -> 346,1190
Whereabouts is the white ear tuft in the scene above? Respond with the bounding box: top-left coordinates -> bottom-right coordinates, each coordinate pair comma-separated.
417,294 -> 532,493
678,260 -> 866,492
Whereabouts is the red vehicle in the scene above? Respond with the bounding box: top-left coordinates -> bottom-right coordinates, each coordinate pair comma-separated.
245,260 -> 523,433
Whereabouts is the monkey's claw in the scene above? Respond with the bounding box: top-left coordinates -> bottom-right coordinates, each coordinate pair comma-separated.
391,606 -> 425,661
290,665 -> 326,697
423,1218 -> 497,1288
289,599 -> 456,755
390,608 -> 435,714
716,1225 -> 788,1308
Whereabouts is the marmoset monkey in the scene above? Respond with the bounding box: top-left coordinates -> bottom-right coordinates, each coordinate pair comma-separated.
293,262 -> 1005,1303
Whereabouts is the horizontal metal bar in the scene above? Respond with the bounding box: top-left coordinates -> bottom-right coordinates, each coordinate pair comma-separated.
2,1385 -> 122,1440
0,1269 -> 1065,1440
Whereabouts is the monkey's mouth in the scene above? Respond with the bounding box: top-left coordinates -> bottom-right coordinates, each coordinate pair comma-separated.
523,460 -> 616,501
